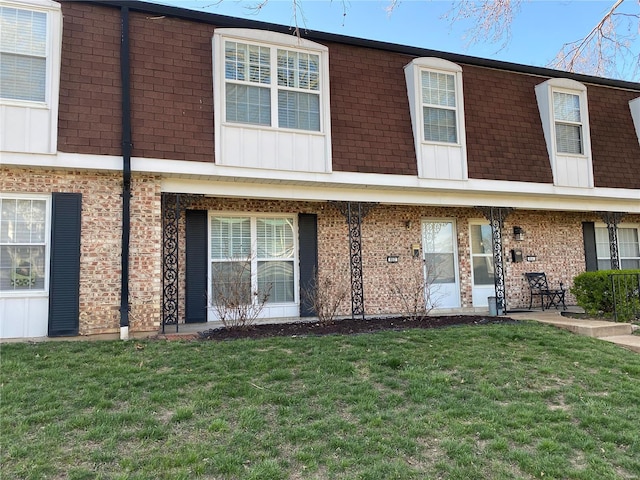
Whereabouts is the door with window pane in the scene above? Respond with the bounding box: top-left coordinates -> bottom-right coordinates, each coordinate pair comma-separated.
422,220 -> 460,309
209,215 -> 298,321
470,222 -> 495,307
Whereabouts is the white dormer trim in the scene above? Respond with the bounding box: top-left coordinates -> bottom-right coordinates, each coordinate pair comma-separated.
212,28 -> 332,173
0,0 -> 62,154
404,57 -> 468,181
535,78 -> 594,188
630,97 -> 640,147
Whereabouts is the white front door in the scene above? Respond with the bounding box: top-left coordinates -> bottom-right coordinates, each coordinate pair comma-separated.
470,222 -> 495,307
422,220 -> 460,309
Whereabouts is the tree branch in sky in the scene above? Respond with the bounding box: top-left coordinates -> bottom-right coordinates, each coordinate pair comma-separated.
551,0 -> 639,80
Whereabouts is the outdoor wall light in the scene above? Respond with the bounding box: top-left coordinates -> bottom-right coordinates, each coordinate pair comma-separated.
405,220 -> 412,230
513,226 -> 525,241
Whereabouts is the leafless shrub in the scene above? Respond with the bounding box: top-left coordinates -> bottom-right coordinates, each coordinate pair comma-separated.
389,258 -> 439,321
302,267 -> 350,325
209,256 -> 271,329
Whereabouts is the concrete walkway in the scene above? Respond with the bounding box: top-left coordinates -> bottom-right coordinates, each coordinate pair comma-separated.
508,309 -> 640,354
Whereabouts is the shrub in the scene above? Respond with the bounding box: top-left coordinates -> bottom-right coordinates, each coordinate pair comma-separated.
302,267 -> 350,325
389,257 -> 438,320
571,270 -> 640,321
209,255 -> 272,329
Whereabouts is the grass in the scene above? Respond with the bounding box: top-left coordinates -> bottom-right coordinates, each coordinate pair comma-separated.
1,321 -> 639,480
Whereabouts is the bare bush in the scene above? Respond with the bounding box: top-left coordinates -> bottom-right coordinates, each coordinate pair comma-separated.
389,258 -> 439,320
302,267 -> 350,325
209,257 -> 271,329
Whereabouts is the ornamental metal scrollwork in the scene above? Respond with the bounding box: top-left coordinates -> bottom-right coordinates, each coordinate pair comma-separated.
330,201 -> 377,319
477,206 -> 513,314
598,212 -> 626,270
161,193 -> 202,333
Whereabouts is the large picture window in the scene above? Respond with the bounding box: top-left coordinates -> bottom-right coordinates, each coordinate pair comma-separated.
210,215 -> 296,308
0,6 -> 47,102
595,226 -> 640,270
224,40 -> 320,131
0,197 -> 48,292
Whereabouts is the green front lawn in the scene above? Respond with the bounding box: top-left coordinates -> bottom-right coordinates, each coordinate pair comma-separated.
2,322 -> 639,479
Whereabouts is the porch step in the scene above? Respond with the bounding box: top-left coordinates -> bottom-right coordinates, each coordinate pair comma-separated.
600,335 -> 640,354
532,317 -> 633,338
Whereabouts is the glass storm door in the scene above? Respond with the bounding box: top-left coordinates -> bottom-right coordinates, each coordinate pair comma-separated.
470,222 -> 495,307
422,220 -> 460,309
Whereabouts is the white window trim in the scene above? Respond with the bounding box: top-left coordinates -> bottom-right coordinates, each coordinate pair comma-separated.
535,78 -> 593,187
404,57 -> 468,180
0,0 -> 62,154
0,193 -> 51,298
212,29 -> 332,168
595,223 -> 640,270
630,97 -> 640,147
207,211 -> 299,320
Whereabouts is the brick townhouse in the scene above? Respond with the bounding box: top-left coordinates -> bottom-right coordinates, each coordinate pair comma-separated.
1,0 -> 639,339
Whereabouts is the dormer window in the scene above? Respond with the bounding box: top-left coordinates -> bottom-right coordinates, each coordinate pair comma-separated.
0,0 -> 62,155
0,6 -> 47,103
213,29 -> 331,173
404,57 -> 468,180
535,78 -> 593,188
223,42 -> 321,131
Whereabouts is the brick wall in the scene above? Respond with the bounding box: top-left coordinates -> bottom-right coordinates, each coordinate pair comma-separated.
0,167 -> 162,336
175,199 -> 611,321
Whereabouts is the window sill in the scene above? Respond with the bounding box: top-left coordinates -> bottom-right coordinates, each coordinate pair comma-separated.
0,99 -> 49,109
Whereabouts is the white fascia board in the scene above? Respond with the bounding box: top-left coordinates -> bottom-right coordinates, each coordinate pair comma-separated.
162,176 -> 640,213
3,152 -> 638,212
1,151 -> 123,170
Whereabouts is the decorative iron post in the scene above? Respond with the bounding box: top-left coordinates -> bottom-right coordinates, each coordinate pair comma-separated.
477,206 -> 513,314
161,193 -> 201,333
331,201 -> 376,319
598,212 -> 626,270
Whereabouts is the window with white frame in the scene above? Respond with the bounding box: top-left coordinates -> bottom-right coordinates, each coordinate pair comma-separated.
404,58 -> 467,180
223,39 -> 321,131
0,5 -> 47,102
534,78 -> 593,188
421,70 -> 458,143
553,91 -> 583,154
0,197 -> 48,292
210,215 -> 296,308
595,226 -> 640,270
213,29 -> 331,173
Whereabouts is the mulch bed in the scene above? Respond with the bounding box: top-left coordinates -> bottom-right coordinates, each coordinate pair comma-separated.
197,315 -> 516,341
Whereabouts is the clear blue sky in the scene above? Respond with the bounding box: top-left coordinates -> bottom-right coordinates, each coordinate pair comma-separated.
152,0 -> 639,81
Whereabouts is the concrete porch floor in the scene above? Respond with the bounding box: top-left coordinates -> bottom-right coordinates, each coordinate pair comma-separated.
508,308 -> 640,354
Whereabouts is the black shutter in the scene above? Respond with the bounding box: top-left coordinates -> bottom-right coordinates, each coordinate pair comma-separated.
582,222 -> 598,271
185,210 -> 208,323
298,214 -> 318,317
48,193 -> 81,336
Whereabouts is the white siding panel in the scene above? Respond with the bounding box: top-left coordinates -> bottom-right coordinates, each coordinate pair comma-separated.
219,124 -> 328,172
277,132 -> 295,170
420,143 -> 464,180
556,154 -> 591,188
0,296 -> 48,339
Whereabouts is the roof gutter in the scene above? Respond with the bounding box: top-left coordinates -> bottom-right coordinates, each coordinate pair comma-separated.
119,6 -> 132,340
